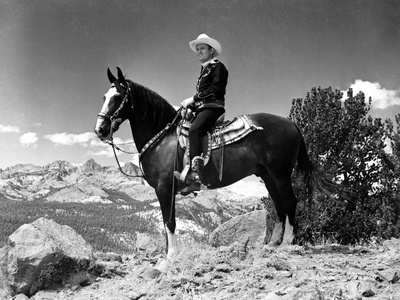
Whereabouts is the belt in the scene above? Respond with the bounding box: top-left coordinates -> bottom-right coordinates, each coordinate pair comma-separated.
195,99 -> 225,108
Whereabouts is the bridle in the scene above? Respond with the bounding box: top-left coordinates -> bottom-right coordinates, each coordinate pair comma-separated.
97,83 -> 133,137
96,81 -> 182,181
96,82 -> 143,177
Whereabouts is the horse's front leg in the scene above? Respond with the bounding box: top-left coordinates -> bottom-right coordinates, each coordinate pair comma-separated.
156,186 -> 178,259
164,222 -> 178,259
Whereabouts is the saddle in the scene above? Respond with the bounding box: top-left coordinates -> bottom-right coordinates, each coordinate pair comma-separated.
177,114 -> 263,181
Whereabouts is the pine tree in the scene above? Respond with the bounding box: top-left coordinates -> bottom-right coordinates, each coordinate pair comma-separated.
289,87 -> 400,244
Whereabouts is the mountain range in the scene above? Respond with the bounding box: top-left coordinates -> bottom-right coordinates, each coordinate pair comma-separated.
0,159 -> 266,240
0,159 -> 149,203
0,159 -> 263,208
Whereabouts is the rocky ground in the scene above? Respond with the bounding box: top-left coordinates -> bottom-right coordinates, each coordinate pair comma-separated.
2,161 -> 400,299
16,238 -> 400,300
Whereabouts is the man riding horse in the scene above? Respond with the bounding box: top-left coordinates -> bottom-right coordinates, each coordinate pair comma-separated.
179,33 -> 229,195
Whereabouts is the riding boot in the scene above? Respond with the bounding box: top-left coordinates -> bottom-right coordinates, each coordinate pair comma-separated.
180,156 -> 204,196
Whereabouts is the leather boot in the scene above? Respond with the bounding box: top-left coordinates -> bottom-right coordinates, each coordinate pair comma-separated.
180,156 -> 204,195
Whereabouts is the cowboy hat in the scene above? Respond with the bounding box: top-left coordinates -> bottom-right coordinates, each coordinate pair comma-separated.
189,33 -> 222,56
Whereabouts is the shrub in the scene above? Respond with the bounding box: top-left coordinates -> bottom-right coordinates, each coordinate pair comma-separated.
289,87 -> 400,244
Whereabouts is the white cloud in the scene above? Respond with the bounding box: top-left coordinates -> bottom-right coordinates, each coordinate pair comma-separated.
0,124 -> 20,133
344,79 -> 400,109
43,132 -> 97,146
43,131 -> 137,159
88,149 -> 114,158
87,137 -> 136,158
20,132 -> 38,147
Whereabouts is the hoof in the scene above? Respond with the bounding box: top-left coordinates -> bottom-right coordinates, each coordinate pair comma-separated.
155,257 -> 175,272
266,241 -> 280,247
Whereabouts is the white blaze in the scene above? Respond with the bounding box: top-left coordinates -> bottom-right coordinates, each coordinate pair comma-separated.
95,86 -> 120,132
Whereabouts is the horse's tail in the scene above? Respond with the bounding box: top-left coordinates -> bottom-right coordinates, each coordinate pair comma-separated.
295,123 -> 341,198
296,132 -> 314,196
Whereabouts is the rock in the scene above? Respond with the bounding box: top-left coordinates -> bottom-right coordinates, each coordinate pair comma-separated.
13,294 -> 29,300
91,260 -> 126,278
81,158 -> 102,172
30,290 -> 59,300
0,217 -> 93,297
216,241 -> 249,262
138,265 -> 162,279
135,233 -> 165,256
94,252 -> 123,263
358,280 -> 377,298
264,292 -> 283,300
383,238 -> 400,252
292,286 -> 325,300
121,162 -> 141,176
343,280 -> 377,299
209,210 -> 267,247
214,263 -> 232,273
375,268 -> 400,283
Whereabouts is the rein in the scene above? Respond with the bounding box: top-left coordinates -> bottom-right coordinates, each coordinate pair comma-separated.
105,139 -> 145,178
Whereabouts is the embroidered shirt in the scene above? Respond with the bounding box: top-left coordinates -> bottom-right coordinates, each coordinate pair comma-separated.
193,59 -> 228,109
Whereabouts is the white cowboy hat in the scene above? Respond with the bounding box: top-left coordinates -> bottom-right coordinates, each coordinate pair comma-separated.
189,33 -> 222,56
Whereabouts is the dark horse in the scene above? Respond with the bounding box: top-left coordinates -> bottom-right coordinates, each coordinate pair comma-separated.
95,67 -> 314,259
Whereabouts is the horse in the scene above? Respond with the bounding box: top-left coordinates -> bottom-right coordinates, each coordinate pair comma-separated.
94,67 -> 315,259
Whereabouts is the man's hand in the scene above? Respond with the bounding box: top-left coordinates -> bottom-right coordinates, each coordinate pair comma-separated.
181,97 -> 194,108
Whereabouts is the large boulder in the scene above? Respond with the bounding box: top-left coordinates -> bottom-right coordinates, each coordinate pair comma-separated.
0,218 -> 94,297
209,210 -> 274,247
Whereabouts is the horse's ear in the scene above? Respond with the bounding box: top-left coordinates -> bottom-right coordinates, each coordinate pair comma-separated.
116,67 -> 127,86
107,68 -> 116,83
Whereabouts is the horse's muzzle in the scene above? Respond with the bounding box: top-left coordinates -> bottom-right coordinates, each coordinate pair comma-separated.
94,118 -> 110,141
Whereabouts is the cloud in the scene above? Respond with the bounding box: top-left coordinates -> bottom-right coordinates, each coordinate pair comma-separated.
0,124 -> 20,133
87,137 -> 137,158
344,80 -> 400,109
88,149 -> 114,158
43,131 -> 137,158
20,132 -> 38,147
43,132 -> 97,146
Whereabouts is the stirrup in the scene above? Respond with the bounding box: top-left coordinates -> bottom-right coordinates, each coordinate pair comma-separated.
174,169 -> 202,196
174,171 -> 198,184
180,181 -> 201,196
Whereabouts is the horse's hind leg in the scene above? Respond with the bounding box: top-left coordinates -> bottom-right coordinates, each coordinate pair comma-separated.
261,170 -> 297,246
261,172 -> 285,245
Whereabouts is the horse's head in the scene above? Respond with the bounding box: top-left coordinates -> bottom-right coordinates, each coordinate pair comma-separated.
94,67 -> 133,141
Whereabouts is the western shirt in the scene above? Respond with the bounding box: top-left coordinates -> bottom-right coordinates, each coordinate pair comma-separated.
193,59 -> 228,110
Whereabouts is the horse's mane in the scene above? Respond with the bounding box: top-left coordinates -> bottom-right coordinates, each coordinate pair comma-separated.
128,80 -> 178,128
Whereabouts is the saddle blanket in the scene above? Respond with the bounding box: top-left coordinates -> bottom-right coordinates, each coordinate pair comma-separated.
178,114 -> 263,150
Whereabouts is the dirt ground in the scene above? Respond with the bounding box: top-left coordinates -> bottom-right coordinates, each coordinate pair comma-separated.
23,238 -> 400,300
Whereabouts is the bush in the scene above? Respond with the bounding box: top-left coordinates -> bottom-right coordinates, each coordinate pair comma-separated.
289,87 -> 400,244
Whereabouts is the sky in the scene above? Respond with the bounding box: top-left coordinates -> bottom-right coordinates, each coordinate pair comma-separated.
1,0 -> 400,170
